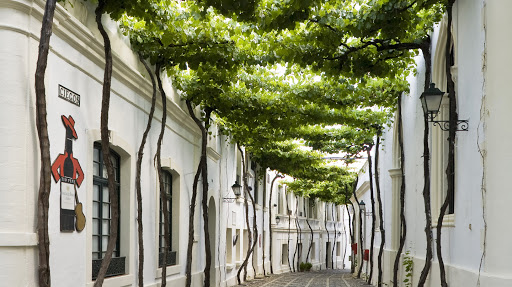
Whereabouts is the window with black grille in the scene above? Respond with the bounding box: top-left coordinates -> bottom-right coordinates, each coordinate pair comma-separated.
92,143 -> 124,279
159,170 -> 176,267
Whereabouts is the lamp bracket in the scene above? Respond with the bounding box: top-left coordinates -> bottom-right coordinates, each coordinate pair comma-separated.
431,119 -> 469,131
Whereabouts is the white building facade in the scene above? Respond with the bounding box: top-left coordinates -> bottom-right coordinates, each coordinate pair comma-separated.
352,1 -> 512,286
0,1 -> 347,286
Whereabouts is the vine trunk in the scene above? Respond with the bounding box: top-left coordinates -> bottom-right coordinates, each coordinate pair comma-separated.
392,96 -> 408,287
367,147 -> 376,285
94,1 -> 119,285
35,0 -> 57,285
418,41 -> 434,287
375,134 -> 386,287
135,54 -> 157,287
437,2 -> 457,286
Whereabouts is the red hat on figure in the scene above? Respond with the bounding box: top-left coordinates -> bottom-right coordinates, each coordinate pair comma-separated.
62,115 -> 78,139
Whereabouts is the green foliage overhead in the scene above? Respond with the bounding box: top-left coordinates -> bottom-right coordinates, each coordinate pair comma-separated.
113,0 -> 446,204
262,0 -> 444,77
285,165 -> 356,204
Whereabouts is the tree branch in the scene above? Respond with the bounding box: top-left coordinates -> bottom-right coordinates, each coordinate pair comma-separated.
309,18 -> 339,34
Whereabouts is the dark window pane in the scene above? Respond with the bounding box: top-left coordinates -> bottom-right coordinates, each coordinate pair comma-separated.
92,144 -> 123,279
158,170 -> 174,267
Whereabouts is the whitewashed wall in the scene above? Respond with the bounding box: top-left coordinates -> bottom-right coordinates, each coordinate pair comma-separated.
352,1 -> 500,286
0,0 -> 230,286
481,0 -> 512,285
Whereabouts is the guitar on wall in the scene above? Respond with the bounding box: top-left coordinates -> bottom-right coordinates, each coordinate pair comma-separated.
74,183 -> 86,232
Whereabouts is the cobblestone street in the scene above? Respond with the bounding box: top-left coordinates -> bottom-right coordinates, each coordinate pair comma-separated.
243,270 -> 369,287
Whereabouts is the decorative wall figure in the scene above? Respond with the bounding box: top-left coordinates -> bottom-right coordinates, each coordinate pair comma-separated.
51,115 -> 85,232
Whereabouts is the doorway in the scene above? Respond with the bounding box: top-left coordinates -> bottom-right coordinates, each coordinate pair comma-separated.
325,242 -> 331,268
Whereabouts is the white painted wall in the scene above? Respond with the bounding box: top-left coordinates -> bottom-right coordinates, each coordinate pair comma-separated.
1,0 -> 217,286
482,0 -> 512,285
351,1 -> 504,286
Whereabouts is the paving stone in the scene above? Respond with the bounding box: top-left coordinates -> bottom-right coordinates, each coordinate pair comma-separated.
237,269 -> 371,287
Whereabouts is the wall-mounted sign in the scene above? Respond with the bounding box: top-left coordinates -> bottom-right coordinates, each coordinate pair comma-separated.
52,115 -> 85,232
58,85 -> 80,107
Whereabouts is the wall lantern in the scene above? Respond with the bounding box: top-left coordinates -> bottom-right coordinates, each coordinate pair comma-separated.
420,83 -> 468,131
359,200 -> 372,216
231,181 -> 242,197
420,83 -> 445,121
275,216 -> 281,224
223,181 -> 242,203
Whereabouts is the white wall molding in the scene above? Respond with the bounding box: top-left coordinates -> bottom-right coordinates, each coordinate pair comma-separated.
354,180 -> 370,201
388,168 -> 401,178
0,232 -> 37,246
207,146 -> 221,162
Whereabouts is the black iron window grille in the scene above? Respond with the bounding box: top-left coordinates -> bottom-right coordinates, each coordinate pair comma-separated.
159,170 -> 176,267
92,143 -> 124,279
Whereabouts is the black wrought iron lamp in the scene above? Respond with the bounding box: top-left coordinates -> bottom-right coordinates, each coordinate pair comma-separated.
232,181 -> 242,196
420,83 -> 468,131
223,181 -> 242,203
359,200 -> 366,211
359,200 -> 372,216
275,216 -> 280,224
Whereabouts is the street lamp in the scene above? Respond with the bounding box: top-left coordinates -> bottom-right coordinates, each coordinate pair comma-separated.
420,83 -> 468,131
359,200 -> 373,217
359,200 -> 366,211
223,181 -> 242,203
231,181 -> 242,197
275,216 -> 280,224
420,83 -> 445,121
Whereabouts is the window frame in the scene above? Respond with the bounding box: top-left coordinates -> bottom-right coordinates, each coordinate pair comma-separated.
281,243 -> 288,265
308,198 -> 316,219
154,161 -> 182,279
158,170 -> 176,267
91,143 -> 124,280
85,130 -> 134,287
277,186 -> 283,215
